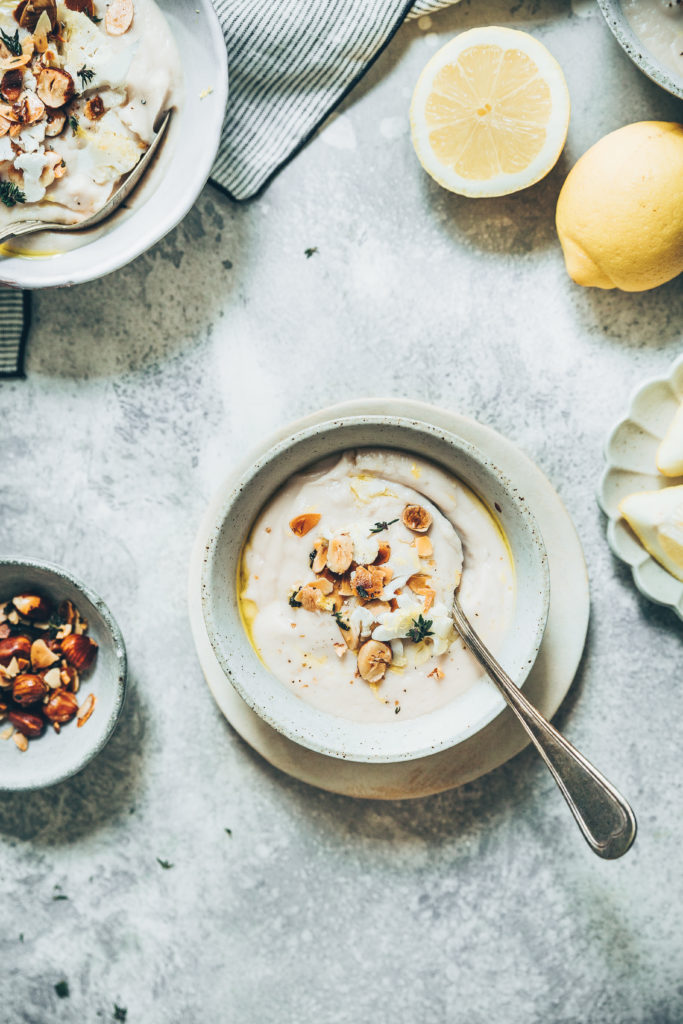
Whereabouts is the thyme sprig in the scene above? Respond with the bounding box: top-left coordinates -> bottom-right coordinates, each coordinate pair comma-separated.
332,610 -> 349,631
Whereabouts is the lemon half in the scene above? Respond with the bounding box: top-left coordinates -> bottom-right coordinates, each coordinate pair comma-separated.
410,27 -> 570,198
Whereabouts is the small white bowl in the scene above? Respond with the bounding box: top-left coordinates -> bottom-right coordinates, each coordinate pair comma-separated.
0,558 -> 127,791
0,0 -> 228,290
598,353 -> 683,620
201,415 -> 550,764
597,0 -> 683,101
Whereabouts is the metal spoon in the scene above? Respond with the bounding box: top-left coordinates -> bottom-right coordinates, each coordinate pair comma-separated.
0,110 -> 172,245
452,591 -> 637,859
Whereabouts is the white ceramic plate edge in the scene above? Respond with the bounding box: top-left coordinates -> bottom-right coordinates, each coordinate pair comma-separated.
597,353 -> 683,620
189,399 -> 590,799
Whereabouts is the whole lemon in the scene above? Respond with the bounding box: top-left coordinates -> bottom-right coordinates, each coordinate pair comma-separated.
556,121 -> 683,291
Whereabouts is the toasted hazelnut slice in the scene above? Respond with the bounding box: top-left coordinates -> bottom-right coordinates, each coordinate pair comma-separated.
407,573 -> 432,593
0,115 -> 10,135
326,533 -> 353,575
15,91 -> 45,124
307,578 -> 333,596
357,640 -> 392,684
364,600 -> 391,622
30,637 -> 59,670
84,94 -> 104,120
402,504 -> 432,533
289,513 -> 321,537
77,692 -> 96,727
421,589 -> 435,613
13,731 -> 28,751
0,101 -> 19,122
52,155 -> 66,178
415,535 -> 433,558
342,620 -> 360,651
377,565 -> 393,585
374,542 -> 391,566
105,0 -> 134,35
310,538 -> 328,574
333,642 -> 347,659
351,565 -> 385,600
1,68 -> 22,103
44,107 -> 65,136
8,122 -> 22,137
295,585 -> 323,613
36,68 -> 75,109
31,9 -> 52,50
428,666 -> 445,680
338,574 -> 354,598
43,666 -> 62,689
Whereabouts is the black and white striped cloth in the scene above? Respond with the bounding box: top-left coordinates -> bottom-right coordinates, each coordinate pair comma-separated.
210,0 -> 454,200
1,0 -> 455,378
0,290 -> 30,379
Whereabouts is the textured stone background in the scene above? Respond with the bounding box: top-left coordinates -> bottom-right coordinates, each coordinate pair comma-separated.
2,1 -> 683,1021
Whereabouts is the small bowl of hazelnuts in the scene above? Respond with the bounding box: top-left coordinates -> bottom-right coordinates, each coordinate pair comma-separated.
0,558 -> 127,791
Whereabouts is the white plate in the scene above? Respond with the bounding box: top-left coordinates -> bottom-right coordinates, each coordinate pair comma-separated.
189,400 -> 590,799
598,353 -> 683,620
0,0 -> 228,289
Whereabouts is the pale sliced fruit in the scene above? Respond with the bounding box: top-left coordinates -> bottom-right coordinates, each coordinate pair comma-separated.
410,26 -> 570,198
657,403 -> 683,477
619,485 -> 683,582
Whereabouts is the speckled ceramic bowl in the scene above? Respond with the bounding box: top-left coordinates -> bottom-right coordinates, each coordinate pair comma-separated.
598,354 -> 683,619
0,0 -> 228,289
0,559 -> 127,791
597,0 -> 683,101
201,415 -> 550,764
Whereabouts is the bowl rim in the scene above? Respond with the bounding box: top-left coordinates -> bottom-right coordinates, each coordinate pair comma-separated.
0,0 -> 229,290
596,0 -> 683,101
0,556 -> 128,791
200,413 -> 551,764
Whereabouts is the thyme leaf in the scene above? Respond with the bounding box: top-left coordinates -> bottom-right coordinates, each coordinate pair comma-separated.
0,27 -> 21,56
288,591 -> 302,608
55,980 -> 70,999
355,585 -> 370,600
406,615 -> 433,643
369,518 -> 398,534
0,180 -> 26,207
77,65 -> 95,87
156,858 -> 173,869
69,115 -> 79,132
304,246 -> 318,258
332,611 -> 349,631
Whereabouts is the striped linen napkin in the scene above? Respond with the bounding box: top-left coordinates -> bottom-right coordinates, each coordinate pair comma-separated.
1,0 -> 455,377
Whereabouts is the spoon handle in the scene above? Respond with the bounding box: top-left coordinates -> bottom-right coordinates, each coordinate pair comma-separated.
452,597 -> 636,859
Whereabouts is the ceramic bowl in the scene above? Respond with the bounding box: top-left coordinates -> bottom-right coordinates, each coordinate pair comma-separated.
201,415 -> 550,764
0,0 -> 228,290
0,559 -> 127,791
597,0 -> 683,101
598,354 -> 683,620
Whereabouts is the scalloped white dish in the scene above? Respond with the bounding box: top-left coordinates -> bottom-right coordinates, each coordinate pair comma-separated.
598,353 -> 683,619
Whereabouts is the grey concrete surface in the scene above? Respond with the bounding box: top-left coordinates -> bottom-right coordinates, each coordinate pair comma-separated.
1,1 -> 682,1021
